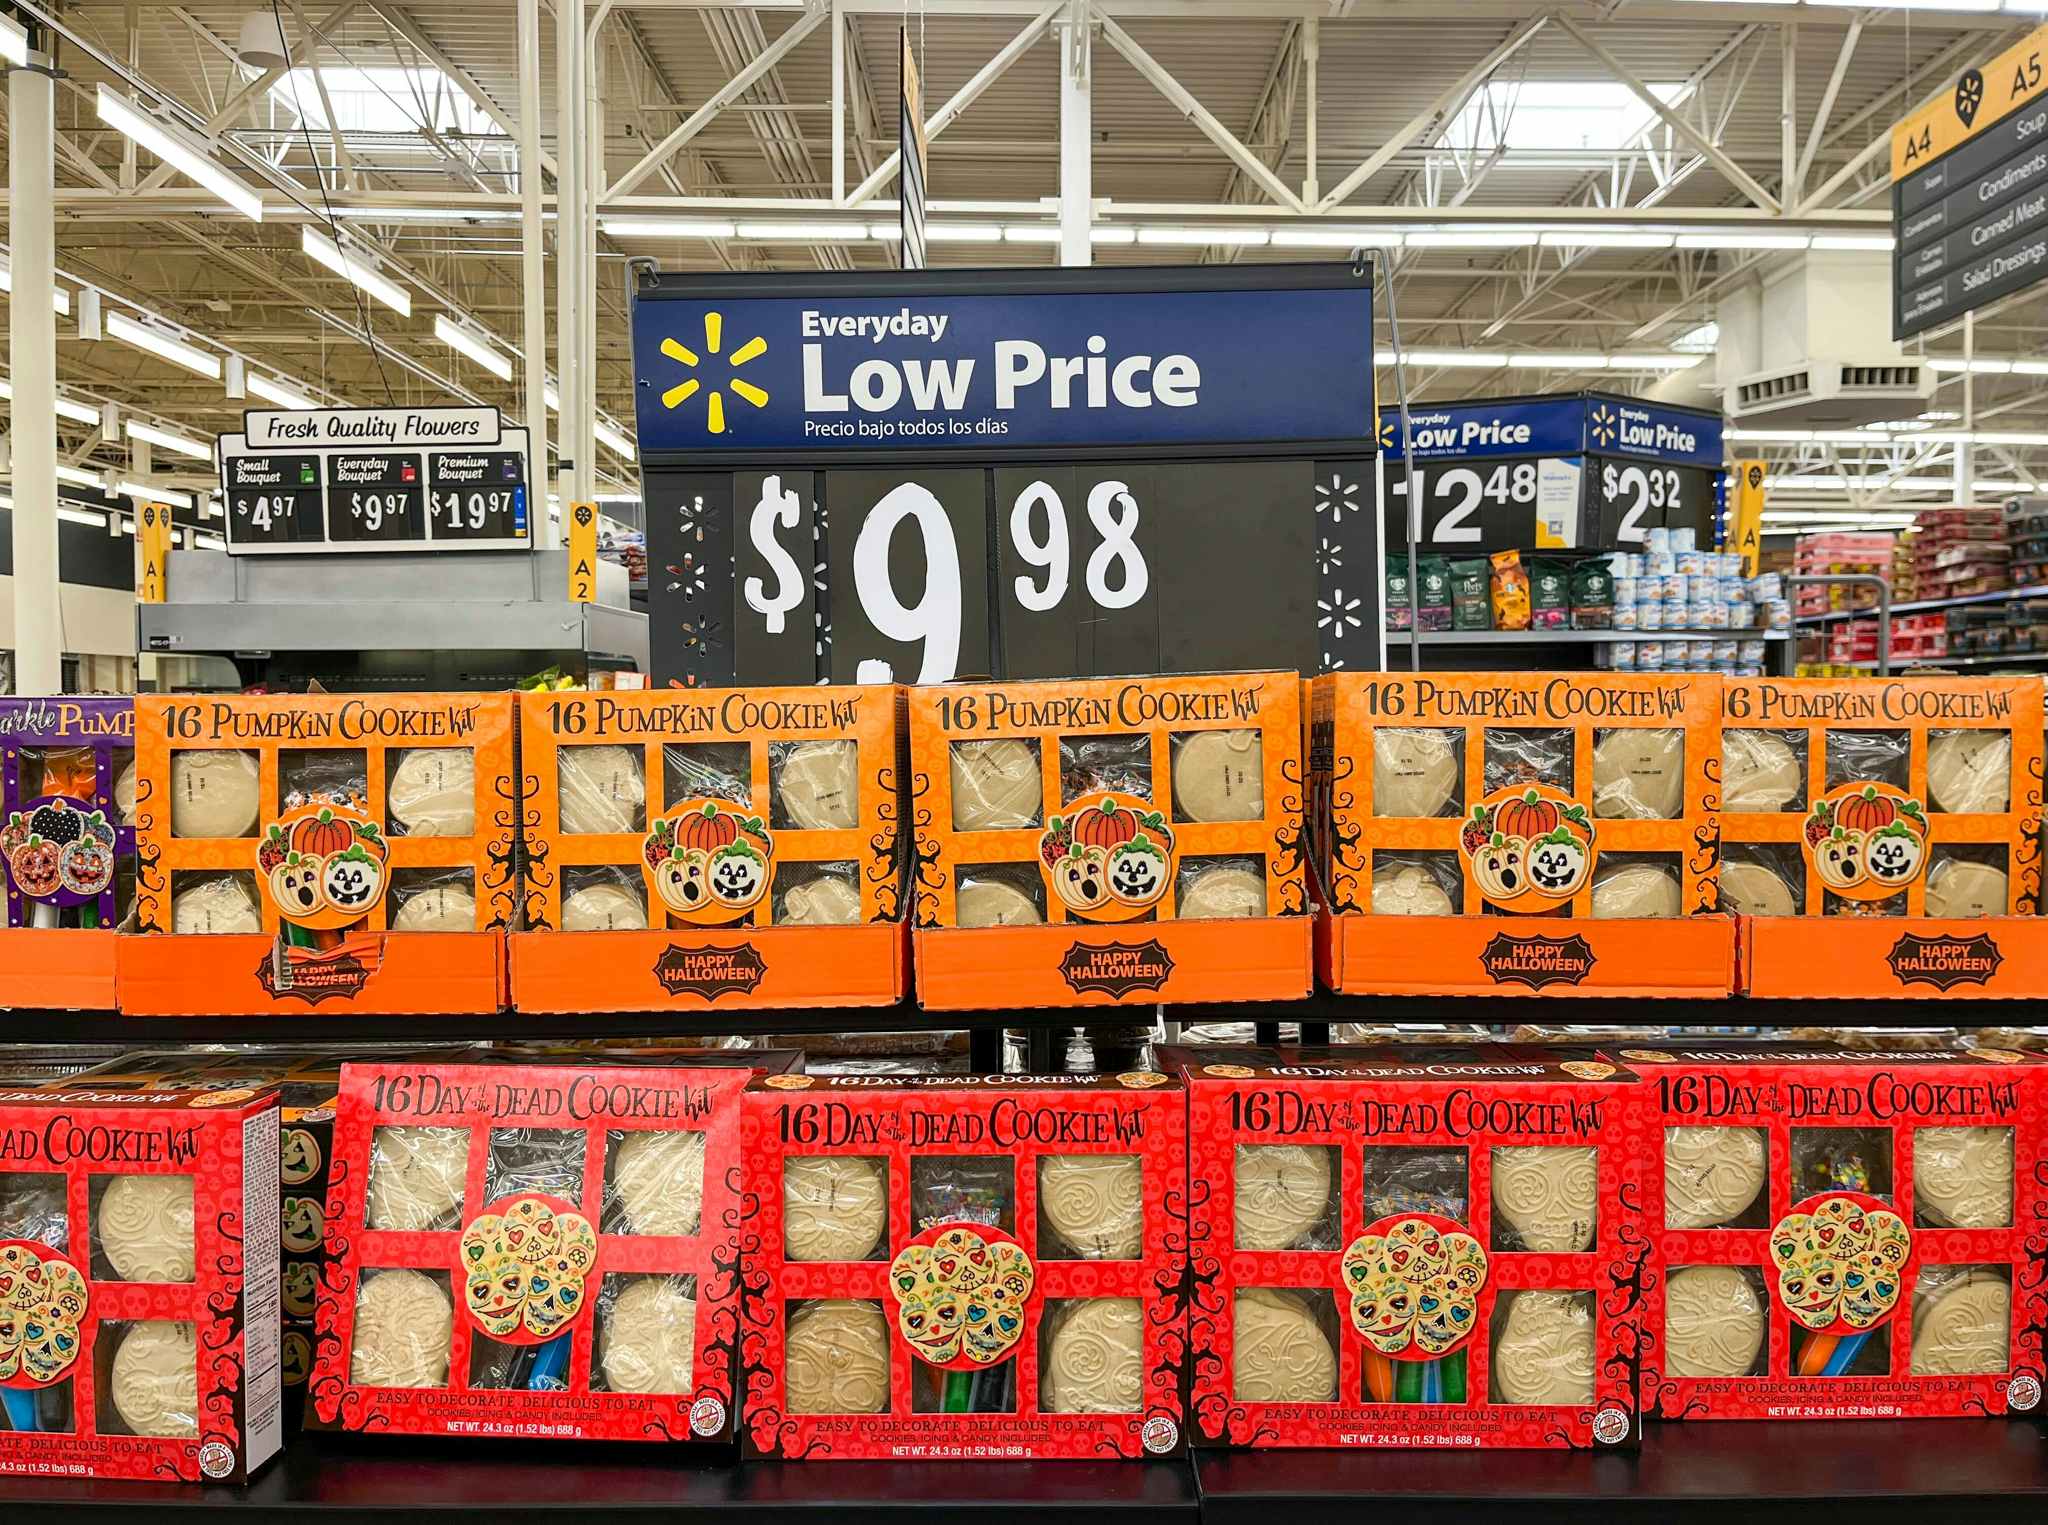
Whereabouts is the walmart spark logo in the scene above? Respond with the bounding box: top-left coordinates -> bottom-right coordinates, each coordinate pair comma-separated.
1589,404 -> 1617,448
659,311 -> 768,434
1377,414 -> 1395,450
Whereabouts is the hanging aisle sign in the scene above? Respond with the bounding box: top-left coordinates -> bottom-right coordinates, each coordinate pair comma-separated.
1893,23 -> 2048,338
217,406 -> 532,555
1380,392 -> 1722,553
900,28 -> 928,271
632,264 -> 1379,686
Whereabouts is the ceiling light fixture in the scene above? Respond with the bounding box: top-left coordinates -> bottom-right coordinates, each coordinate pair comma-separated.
116,480 -> 195,509
96,85 -> 263,223
125,420 -> 213,461
247,372 -> 318,410
434,315 -> 513,381
301,227 -> 412,316
592,420 -> 636,461
106,311 -> 221,379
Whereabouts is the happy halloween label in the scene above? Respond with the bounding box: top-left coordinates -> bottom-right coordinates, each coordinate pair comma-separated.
1058,939 -> 1175,997
653,942 -> 769,999
1888,932 -> 2004,990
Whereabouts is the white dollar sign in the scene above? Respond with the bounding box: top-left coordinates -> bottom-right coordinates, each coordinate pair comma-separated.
743,473 -> 806,633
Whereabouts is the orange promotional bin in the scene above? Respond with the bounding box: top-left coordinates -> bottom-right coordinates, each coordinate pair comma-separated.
509,684 -> 909,1011
1308,671 -> 1731,997
1721,676 -> 2047,998
907,671 -> 1311,1009
120,693 -> 517,1015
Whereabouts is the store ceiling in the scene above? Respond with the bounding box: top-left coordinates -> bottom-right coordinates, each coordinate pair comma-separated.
7,1 -> 2044,525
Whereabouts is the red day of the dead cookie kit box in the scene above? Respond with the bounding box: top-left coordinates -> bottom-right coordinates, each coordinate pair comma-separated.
739,1070 -> 1191,1460
0,1075 -> 282,1482
308,1052 -> 795,1445
1615,1041 -> 2048,1421
1161,1044 -> 1649,1451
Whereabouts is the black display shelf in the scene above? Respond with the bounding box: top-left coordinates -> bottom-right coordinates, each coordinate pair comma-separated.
1195,1421 -> 2048,1523
1185,992 -> 2048,1030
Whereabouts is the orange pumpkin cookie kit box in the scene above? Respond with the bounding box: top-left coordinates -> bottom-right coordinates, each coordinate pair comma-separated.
509,684 -> 908,1011
1720,677 -> 2045,997
121,693 -> 517,1015
1308,672 -> 1729,996
906,672 -> 1311,1008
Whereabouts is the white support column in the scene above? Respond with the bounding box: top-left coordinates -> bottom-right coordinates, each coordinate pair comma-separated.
1301,17 -> 1318,206
10,50 -> 60,697
1059,0 -> 1091,268
831,0 -> 846,204
556,0 -> 585,520
1780,23 -> 1797,200
1958,312 -> 1976,502
518,0 -> 554,548
583,19 -> 604,505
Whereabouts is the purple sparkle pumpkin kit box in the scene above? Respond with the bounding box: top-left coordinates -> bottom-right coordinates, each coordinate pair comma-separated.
0,697 -> 135,1011
0,1072 -> 282,1482
1613,1041 -> 2048,1421
1161,1043 -> 1649,1451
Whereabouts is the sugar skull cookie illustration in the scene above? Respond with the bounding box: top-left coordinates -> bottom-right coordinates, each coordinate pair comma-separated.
1038,796 -> 1175,922
1769,1194 -> 1911,1333
255,804 -> 391,929
1461,785 -> 1595,911
1803,784 -> 1929,904
887,1224 -> 1035,1369
0,1242 -> 88,1386
644,802 -> 773,920
1339,1215 -> 1488,1358
458,1195 -> 599,1344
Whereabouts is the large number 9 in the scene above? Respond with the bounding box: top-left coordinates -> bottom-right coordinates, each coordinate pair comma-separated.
852,480 -> 963,683
1008,480 -> 1069,612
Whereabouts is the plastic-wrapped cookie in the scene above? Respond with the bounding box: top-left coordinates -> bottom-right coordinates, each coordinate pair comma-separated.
1926,860 -> 2007,919
1372,863 -> 1453,916
1173,731 -> 1263,822
781,875 -> 861,926
563,882 -> 647,931
1232,1288 -> 1335,1402
1234,1144 -> 1331,1250
1591,862 -> 1681,919
1664,1127 -> 1767,1230
99,1175 -> 195,1282
1492,1292 -> 1595,1404
1593,728 -> 1684,819
558,745 -> 646,835
169,749 -> 261,838
1664,1266 -> 1765,1378
949,740 -> 1042,830
350,1269 -> 453,1388
1910,1271 -> 2010,1376
387,748 -> 476,837
1492,1146 -> 1597,1251
1373,729 -> 1458,818
785,1299 -> 889,1414
1178,866 -> 1266,920
111,1322 -> 198,1437
783,1155 -> 887,1262
1723,731 -> 1802,813
777,741 -> 859,830
1928,731 -> 2011,815
1043,1297 -> 1143,1413
1039,1155 -> 1142,1259
393,883 -> 477,932
955,878 -> 1042,927
366,1126 -> 468,1232
601,1278 -> 697,1393
611,1131 -> 708,1237
1719,860 -> 1797,917
1914,1126 -> 2013,1228
172,876 -> 261,934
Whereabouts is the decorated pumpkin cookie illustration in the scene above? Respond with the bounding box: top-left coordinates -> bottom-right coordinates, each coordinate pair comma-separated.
1802,784 -> 1928,902
1038,795 -> 1175,921
256,804 -> 391,929
644,802 -> 772,919
4,797 -> 117,902
1461,785 -> 1595,911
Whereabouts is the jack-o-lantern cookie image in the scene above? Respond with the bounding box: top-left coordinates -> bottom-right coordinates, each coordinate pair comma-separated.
887,1224 -> 1035,1369
644,802 -> 773,920
1802,784 -> 1929,903
458,1195 -> 598,1344
1461,785 -> 1595,911
1769,1193 -> 1910,1333
1039,796 -> 1175,922
3,798 -> 116,903
255,804 -> 390,929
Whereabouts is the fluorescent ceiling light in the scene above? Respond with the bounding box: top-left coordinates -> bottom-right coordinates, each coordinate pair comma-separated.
1674,232 -> 1810,250
1619,354 -> 1704,370
599,216 -> 736,238
1407,231 -> 1538,248
55,465 -> 103,488
869,224 -> 904,241
1812,0 -> 1996,10
57,508 -> 108,528
1004,226 -> 1062,244
95,85 -> 263,223
1409,350 -> 1509,368
335,205 -> 534,223
732,222 -> 870,241
2012,360 -> 2048,376
0,14 -> 28,66
301,228 -> 412,316
1136,227 -> 1270,247
1271,228 -> 1399,249
0,263 -> 73,316
1538,231 -> 1674,250
106,311 -> 220,379
593,420 -> 636,461
434,315 -> 513,381
0,380 -> 102,425
926,224 -> 1004,243
1928,357 -> 2012,373
116,480 -> 194,509
195,533 -> 226,550
1090,228 -> 1137,245
125,420 -> 212,461
544,380 -> 560,411
1811,234 -> 1896,251
1510,353 -> 1609,369
248,372 -> 317,410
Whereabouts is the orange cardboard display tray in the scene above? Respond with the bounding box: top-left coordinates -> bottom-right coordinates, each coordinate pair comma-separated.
0,927 -> 117,1010
915,914 -> 1311,1009
116,928 -> 507,1015
1314,906 -> 1735,997
1740,913 -> 2048,998
509,918 -> 908,1011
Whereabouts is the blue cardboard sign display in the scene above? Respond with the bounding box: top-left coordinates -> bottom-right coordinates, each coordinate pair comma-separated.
632,265 -> 1381,686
